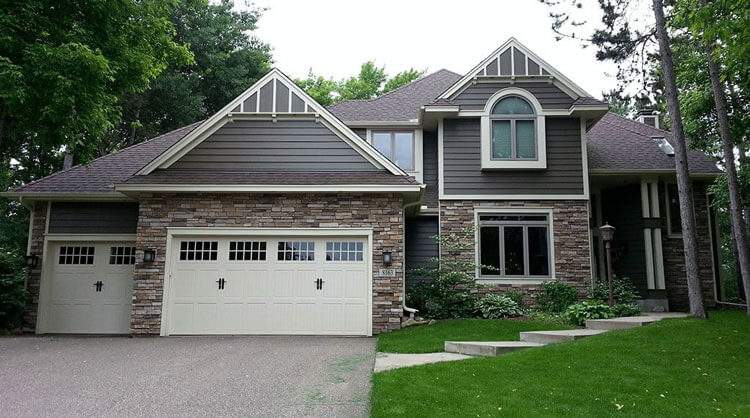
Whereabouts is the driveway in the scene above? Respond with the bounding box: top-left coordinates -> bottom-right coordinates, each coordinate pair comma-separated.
0,336 -> 375,417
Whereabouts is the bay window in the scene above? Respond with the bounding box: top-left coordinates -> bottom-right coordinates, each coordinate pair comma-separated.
478,213 -> 552,278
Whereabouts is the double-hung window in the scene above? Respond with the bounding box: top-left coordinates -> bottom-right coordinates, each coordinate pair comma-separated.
371,131 -> 414,171
478,213 -> 552,278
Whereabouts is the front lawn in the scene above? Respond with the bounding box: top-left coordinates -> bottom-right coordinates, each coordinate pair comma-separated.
373,311 -> 750,417
377,318 -> 573,353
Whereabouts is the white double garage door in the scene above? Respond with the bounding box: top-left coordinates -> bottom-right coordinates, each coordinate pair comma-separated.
41,230 -> 372,336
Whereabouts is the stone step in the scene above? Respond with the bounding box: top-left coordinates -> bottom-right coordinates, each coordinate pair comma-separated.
586,313 -> 689,330
444,341 -> 546,357
519,329 -> 608,344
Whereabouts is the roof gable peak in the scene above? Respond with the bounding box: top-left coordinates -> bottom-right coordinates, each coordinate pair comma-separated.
438,37 -> 593,100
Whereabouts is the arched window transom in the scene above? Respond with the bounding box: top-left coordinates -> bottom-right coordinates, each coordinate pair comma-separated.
490,96 -> 536,160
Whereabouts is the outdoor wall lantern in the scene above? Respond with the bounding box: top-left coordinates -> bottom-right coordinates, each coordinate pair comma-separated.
599,222 -> 616,306
143,249 -> 156,263
382,251 -> 392,266
25,254 -> 39,269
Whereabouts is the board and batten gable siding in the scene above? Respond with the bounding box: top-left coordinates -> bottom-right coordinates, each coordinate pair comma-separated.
171,119 -> 380,172
450,82 -> 574,111
48,202 -> 139,234
442,117 -> 584,195
405,216 -> 439,272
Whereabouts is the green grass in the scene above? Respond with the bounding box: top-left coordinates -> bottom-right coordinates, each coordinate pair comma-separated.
377,318 -> 574,353
373,311 -> 750,417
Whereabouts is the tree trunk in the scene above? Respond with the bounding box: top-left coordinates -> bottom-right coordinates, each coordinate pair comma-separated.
652,0 -> 706,317
702,38 -> 750,312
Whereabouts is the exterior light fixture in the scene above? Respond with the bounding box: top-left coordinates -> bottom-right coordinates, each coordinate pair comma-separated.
599,223 -> 616,306
143,249 -> 156,263
25,254 -> 39,269
382,251 -> 392,266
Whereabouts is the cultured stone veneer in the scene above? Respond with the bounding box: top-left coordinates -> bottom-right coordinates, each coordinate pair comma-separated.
24,201 -> 49,331
439,200 -> 591,302
132,193 -> 404,335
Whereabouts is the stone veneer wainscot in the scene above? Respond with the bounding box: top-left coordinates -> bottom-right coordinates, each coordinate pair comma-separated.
131,192 -> 405,335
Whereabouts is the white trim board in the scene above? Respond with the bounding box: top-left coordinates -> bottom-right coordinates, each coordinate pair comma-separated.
116,184 -> 423,193
138,68 -> 407,177
158,227 -> 374,337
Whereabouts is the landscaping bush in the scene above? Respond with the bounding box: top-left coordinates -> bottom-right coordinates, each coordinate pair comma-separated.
503,289 -> 526,308
535,281 -> 579,313
589,276 -> 639,304
406,227 -> 479,319
0,272 -> 27,332
565,300 -> 613,326
475,294 -> 524,319
611,303 -> 641,317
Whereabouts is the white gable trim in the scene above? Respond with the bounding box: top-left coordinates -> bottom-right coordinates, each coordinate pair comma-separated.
138,68 -> 407,176
438,37 -> 592,100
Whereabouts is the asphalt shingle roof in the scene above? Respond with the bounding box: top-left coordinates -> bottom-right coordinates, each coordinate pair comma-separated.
123,170 -> 418,186
14,122 -> 202,194
327,69 -> 462,122
587,113 -> 719,174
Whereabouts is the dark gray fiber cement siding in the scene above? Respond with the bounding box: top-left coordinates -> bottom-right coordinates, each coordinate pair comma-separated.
172,119 -> 379,171
48,202 -> 139,234
405,216 -> 439,272
442,117 -> 584,195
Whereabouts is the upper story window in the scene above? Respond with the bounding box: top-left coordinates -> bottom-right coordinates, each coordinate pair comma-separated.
490,97 -> 536,160
480,88 -> 546,170
372,131 -> 414,171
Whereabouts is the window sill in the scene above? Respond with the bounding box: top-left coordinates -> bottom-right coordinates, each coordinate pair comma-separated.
476,277 -> 555,285
481,159 -> 546,170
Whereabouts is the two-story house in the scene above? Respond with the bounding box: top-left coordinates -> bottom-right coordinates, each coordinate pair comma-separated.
5,39 -> 721,336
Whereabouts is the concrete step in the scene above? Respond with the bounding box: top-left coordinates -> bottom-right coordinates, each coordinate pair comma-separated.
586,313 -> 690,330
519,329 -> 608,344
444,341 -> 546,356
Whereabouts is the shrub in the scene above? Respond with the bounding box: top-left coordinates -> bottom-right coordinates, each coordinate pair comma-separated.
525,310 -> 569,326
589,276 -> 639,305
535,281 -> 579,313
475,294 -> 524,319
406,227 -> 479,319
612,303 -> 641,317
0,272 -> 27,331
503,289 -> 526,308
565,300 -> 613,326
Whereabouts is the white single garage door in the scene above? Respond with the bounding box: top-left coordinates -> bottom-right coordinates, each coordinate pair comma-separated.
166,235 -> 371,335
42,242 -> 135,334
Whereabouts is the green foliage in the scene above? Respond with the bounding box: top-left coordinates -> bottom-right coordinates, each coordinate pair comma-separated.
406,227 -> 479,319
0,272 -> 27,331
535,280 -> 580,313
589,276 -> 639,305
611,303 -> 641,317
475,294 -> 524,319
295,63 -> 425,104
502,288 -> 526,308
565,300 -> 614,326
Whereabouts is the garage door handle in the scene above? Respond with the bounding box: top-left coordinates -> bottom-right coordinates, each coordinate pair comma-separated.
93,281 -> 103,292
216,278 -> 226,290
314,278 -> 325,290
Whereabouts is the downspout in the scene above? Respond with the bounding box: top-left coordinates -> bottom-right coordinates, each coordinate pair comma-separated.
401,197 -> 424,320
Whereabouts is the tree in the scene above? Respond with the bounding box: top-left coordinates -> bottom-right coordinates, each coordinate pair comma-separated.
682,0 -> 750,312
542,0 -> 707,317
295,63 -> 425,104
103,0 -> 272,152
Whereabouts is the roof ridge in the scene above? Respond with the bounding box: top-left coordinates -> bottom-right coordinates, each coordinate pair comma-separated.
605,112 -> 673,138
16,122 -> 202,191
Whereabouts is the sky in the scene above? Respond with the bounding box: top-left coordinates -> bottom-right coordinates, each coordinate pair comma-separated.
249,0 -> 620,99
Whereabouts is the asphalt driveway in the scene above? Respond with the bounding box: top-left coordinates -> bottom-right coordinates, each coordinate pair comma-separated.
0,335 -> 375,417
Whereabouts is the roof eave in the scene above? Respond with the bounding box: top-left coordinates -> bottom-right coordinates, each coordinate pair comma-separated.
114,183 -> 424,194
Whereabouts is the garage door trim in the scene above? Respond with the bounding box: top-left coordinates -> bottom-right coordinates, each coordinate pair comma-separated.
38,233 -> 137,334
160,227 -> 374,336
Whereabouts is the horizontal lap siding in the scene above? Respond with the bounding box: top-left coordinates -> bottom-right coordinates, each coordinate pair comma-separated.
48,202 -> 139,234
172,119 -> 379,171
452,83 -> 574,110
405,216 -> 439,271
423,131 -> 439,208
443,118 -> 584,195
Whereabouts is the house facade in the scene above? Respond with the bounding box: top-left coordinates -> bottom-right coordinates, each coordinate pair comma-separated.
6,39 -> 721,336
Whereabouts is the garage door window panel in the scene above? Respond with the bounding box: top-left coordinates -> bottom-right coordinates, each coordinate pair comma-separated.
179,241 -> 218,261
278,241 -> 315,261
326,241 -> 364,261
59,246 -> 95,265
109,246 -> 136,265
229,241 -> 267,261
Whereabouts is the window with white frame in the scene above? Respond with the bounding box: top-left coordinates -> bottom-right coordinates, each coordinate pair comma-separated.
480,89 -> 546,169
371,131 -> 414,171
478,213 -> 551,278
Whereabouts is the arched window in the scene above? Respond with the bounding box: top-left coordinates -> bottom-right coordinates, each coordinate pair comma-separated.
490,96 -> 536,160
